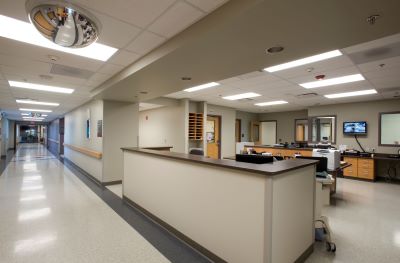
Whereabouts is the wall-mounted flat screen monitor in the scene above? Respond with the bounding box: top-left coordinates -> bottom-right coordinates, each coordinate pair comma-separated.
343,121 -> 367,135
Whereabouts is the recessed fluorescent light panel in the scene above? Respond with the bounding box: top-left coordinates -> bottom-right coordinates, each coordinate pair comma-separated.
23,117 -> 45,120
16,100 -> 59,106
223,92 -> 261,100
255,100 -> 288,106
264,50 -> 342,72
184,82 -> 220,92
9,81 -> 74,94
19,108 -> 52,113
300,74 -> 365,89
0,15 -> 117,61
21,113 -> 30,116
324,89 -> 377,99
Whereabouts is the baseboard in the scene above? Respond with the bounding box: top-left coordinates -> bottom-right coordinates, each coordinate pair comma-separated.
295,243 -> 314,263
102,180 -> 122,186
123,195 -> 227,263
63,157 -> 102,187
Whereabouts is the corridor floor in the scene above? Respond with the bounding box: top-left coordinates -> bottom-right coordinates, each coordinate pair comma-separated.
0,144 -> 169,263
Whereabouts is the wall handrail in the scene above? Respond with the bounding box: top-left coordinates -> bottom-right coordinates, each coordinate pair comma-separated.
63,143 -> 102,159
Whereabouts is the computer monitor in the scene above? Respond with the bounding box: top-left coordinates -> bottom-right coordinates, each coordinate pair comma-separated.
296,156 -> 328,173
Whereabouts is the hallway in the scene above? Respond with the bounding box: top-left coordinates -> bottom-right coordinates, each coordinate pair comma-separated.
0,144 -> 169,263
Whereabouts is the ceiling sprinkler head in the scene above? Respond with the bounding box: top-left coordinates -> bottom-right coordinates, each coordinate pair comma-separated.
266,46 -> 284,54
306,67 -> 314,73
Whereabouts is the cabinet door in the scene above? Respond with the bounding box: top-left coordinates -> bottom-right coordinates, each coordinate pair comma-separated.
343,157 -> 358,177
357,159 -> 375,180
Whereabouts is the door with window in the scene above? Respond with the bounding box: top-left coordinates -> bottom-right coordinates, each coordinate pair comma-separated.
206,115 -> 221,159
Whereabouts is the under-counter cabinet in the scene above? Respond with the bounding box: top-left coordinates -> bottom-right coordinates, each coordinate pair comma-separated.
343,157 -> 375,180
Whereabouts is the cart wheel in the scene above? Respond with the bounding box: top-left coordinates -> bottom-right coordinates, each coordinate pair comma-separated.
331,243 -> 336,252
326,242 -> 336,252
326,242 -> 331,252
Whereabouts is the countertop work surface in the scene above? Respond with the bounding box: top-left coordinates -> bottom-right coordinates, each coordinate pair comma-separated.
121,148 -> 318,176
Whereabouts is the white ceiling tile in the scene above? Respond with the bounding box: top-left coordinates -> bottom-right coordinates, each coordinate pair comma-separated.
97,64 -> 125,75
148,2 -> 204,38
91,10 -> 141,48
76,0 -> 176,28
108,50 -> 141,66
186,0 -> 229,12
125,31 -> 166,55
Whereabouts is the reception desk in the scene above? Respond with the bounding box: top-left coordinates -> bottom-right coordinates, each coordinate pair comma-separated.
122,148 -> 318,263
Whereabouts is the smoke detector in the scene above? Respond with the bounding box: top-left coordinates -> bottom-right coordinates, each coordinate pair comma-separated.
26,0 -> 101,48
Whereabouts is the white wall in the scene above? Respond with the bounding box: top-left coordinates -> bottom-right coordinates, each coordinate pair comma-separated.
207,104 -> 236,158
139,99 -> 187,153
103,101 -> 139,183
8,120 -> 14,150
64,100 -> 104,182
0,118 -> 9,156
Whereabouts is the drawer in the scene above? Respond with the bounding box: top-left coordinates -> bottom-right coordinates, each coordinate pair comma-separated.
358,168 -> 374,180
344,166 -> 358,177
358,159 -> 374,169
343,157 -> 358,165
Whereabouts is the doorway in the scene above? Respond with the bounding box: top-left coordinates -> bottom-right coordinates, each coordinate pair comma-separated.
206,115 -> 221,159
260,121 -> 277,145
250,121 -> 261,145
235,119 -> 241,142
59,118 -> 65,156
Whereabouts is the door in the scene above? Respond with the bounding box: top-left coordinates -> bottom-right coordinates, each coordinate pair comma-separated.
59,118 -> 65,155
235,119 -> 241,142
250,121 -> 261,145
261,121 -> 277,145
206,115 -> 221,159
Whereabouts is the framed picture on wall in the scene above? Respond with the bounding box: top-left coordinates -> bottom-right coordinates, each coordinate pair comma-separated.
97,120 -> 103,137
86,119 -> 90,139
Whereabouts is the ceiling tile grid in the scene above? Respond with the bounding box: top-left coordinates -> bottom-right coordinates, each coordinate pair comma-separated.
166,33 -> 400,113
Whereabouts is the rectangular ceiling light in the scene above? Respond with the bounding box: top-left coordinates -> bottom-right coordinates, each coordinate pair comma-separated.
9,81 -> 74,94
184,82 -> 220,92
23,117 -> 45,120
255,100 -> 288,106
324,89 -> 377,99
264,50 -> 342,72
16,100 -> 59,106
21,113 -> 30,116
223,92 -> 261,100
300,74 -> 365,89
0,15 -> 118,61
19,108 -> 52,113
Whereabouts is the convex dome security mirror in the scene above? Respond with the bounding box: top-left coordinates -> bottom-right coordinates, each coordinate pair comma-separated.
26,0 -> 101,48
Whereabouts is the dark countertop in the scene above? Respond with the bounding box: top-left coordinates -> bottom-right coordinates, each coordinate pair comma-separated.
343,153 -> 400,161
246,145 -> 314,151
121,147 -> 318,176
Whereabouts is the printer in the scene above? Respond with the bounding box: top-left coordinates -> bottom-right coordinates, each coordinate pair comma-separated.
312,149 -> 340,171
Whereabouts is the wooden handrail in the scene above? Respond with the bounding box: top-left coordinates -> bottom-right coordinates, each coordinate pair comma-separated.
63,143 -> 102,159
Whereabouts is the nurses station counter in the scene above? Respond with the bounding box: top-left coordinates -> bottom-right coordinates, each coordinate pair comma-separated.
121,148 -> 318,263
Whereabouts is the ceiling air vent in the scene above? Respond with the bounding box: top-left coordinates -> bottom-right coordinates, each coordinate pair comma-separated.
295,92 -> 319,99
50,64 -> 95,79
348,41 -> 400,64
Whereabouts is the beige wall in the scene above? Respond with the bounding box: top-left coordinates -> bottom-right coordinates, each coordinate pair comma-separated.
139,99 -> 187,153
236,111 -> 259,142
207,104 -> 236,158
64,100 -> 104,181
259,110 -> 308,144
103,101 -> 139,183
309,99 -> 400,154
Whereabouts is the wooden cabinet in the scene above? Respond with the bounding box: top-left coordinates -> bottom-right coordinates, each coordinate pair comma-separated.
343,157 -> 374,180
188,113 -> 203,140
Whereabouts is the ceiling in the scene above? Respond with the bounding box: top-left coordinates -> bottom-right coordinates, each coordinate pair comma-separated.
0,0 -> 229,121
91,0 -> 400,106
165,33 -> 400,113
